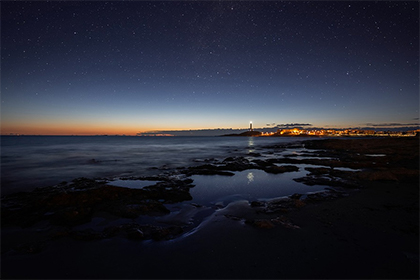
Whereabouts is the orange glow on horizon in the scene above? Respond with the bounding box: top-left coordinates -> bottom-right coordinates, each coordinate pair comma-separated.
1,121 -> 146,136
1,120 -> 247,136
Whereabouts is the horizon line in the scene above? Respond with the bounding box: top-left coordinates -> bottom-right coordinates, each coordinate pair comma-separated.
2,125 -> 419,137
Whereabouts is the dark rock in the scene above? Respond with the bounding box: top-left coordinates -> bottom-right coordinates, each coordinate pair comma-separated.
190,203 -> 202,208
2,176 -> 195,227
16,241 -> 45,254
50,229 -> 71,239
303,190 -> 347,203
248,152 -> 261,157
103,223 -> 184,241
250,201 -> 266,207
262,198 -> 295,213
102,225 -> 123,238
294,199 -> 306,208
71,229 -> 102,241
189,169 -> 235,176
264,165 -> 299,174
252,196 -> 307,214
245,219 -> 275,229
293,176 -> 321,186
290,193 -> 302,200
182,178 -> 194,185
270,216 -> 301,229
222,157 -> 254,171
305,167 -> 331,175
135,225 -> 183,241
225,214 -> 243,221
251,159 -> 273,168
50,207 -> 93,226
151,227 -> 171,240
293,176 -> 359,188
182,164 -> 235,176
245,216 -> 300,230
71,177 -> 102,190
356,170 -> 399,181
111,202 -> 170,218
185,158 -> 299,176
126,228 -> 145,240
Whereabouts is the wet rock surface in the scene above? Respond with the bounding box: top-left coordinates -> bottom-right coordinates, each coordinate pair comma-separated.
1,176 -> 195,254
277,137 -> 420,187
1,176 -> 195,227
53,223 -> 184,241
182,156 -> 300,176
2,136 -> 419,280
236,189 -> 348,230
198,137 -> 419,233
2,136 -> 419,258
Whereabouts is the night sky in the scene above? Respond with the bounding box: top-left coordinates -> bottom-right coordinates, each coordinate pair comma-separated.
1,1 -> 419,135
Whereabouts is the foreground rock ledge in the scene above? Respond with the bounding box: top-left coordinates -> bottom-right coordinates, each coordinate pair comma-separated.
1,176 -> 195,228
2,136 -> 419,253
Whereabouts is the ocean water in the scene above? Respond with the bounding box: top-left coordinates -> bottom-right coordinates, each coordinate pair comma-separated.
1,136 -> 322,198
2,135 -> 333,279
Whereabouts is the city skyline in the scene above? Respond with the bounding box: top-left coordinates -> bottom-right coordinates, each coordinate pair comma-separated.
1,1 -> 419,135
5,122 -> 419,137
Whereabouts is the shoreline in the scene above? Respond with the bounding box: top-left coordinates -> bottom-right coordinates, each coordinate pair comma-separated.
1,136 -> 419,278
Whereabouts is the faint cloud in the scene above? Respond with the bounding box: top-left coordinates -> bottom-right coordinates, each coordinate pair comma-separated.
275,123 -> 312,128
365,122 -> 419,127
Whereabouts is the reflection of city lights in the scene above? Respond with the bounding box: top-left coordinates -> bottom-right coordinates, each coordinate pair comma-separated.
247,172 -> 254,184
248,137 -> 254,146
248,137 -> 255,153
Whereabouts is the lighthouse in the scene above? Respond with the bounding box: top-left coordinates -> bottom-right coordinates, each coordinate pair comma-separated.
249,121 -> 253,131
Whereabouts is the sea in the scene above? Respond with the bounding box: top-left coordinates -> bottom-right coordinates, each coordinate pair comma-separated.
2,135 -> 335,279
1,135 -> 327,201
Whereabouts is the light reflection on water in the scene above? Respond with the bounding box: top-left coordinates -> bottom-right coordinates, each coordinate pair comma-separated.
2,135 -> 338,245
1,136 -> 315,195
247,172 -> 254,184
190,168 -> 326,206
247,137 -> 255,153
101,166 -> 327,207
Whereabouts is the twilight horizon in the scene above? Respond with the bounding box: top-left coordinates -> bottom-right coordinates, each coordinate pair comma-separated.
1,1 -> 418,136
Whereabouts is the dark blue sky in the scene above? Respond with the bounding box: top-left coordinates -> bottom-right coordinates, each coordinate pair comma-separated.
1,1 -> 419,135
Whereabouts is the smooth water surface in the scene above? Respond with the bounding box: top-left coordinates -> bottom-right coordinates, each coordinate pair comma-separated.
1,136 -> 312,195
190,168 -> 326,205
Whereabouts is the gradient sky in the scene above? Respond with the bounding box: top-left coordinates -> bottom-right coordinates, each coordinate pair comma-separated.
1,1 -> 419,135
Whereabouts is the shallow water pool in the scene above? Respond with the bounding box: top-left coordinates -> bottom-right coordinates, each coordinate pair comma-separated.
190,168 -> 326,205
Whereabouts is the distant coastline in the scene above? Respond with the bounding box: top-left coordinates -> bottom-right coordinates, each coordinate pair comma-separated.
222,128 -> 419,137
2,127 -> 419,137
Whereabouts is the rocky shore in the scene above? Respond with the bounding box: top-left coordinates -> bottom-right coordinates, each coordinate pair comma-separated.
2,136 -> 419,278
